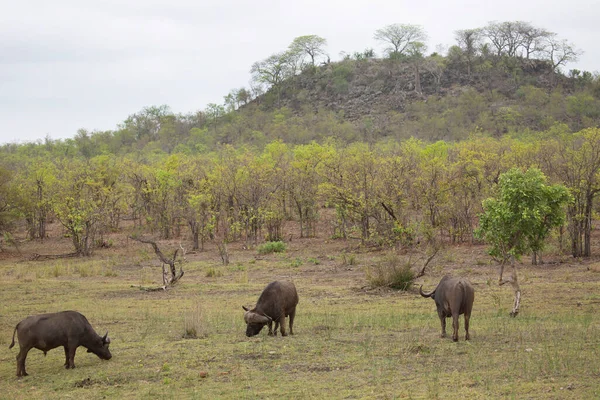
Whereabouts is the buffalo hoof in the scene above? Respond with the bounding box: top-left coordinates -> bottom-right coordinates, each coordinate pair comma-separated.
281,332 -> 288,337
453,338 -> 458,342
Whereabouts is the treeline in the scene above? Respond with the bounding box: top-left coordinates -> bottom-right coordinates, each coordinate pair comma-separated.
2,127 -> 600,259
3,78 -> 599,160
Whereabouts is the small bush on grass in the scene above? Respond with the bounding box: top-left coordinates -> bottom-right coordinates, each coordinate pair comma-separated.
341,253 -> 357,266
205,267 -> 223,278
366,253 -> 415,290
257,241 -> 286,255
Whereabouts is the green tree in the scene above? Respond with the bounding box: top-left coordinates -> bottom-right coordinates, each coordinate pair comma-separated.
476,168 -> 571,316
52,156 -> 123,256
289,142 -> 330,237
0,165 -> 17,240
539,127 -> 600,257
16,160 -> 56,240
373,24 -> 428,58
288,35 -> 328,66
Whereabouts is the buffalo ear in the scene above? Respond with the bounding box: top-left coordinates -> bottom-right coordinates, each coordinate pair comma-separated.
242,306 -> 250,311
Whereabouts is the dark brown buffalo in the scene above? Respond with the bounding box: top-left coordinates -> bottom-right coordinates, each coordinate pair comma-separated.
9,311 -> 112,377
420,275 -> 475,342
242,281 -> 298,337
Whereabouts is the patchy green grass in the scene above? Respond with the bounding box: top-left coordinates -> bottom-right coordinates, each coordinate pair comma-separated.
0,239 -> 599,399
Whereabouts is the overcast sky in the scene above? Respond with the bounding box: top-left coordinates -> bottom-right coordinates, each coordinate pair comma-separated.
1,0 -> 598,144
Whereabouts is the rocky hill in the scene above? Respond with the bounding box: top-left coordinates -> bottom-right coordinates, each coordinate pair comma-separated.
243,54 -> 597,142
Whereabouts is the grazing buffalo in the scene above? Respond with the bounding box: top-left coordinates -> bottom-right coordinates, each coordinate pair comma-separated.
242,281 -> 298,337
9,311 -> 112,377
419,275 -> 474,342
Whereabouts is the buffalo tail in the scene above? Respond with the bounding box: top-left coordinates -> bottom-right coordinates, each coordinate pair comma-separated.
8,325 -> 17,349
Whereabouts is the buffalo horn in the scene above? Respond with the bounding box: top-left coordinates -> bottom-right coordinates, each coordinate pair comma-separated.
244,311 -> 272,324
419,285 -> 435,298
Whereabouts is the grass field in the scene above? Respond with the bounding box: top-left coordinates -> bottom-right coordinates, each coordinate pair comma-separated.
1,229 -> 599,399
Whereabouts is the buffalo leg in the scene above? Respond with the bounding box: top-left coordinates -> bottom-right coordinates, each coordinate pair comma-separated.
16,347 -> 30,377
267,321 -> 274,336
438,311 -> 446,338
288,309 -> 296,335
64,346 -> 70,368
280,316 -> 288,336
464,314 -> 471,340
452,313 -> 459,342
67,346 -> 77,369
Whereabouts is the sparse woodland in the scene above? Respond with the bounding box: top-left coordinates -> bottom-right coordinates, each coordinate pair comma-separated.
2,21 -> 599,263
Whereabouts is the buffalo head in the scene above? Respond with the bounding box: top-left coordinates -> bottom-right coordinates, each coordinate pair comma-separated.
86,331 -> 112,360
242,306 -> 273,337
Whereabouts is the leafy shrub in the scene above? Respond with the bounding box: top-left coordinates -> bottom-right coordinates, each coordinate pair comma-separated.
257,241 -> 286,254
290,257 -> 302,267
366,253 -> 415,290
341,253 -> 357,266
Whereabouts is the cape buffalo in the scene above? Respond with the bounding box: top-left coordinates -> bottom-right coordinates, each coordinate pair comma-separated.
420,275 -> 474,342
9,311 -> 112,377
242,281 -> 298,337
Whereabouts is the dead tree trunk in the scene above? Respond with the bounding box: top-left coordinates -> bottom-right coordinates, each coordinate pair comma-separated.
217,240 -> 229,265
499,256 -> 521,317
415,247 -> 440,278
130,236 -> 185,290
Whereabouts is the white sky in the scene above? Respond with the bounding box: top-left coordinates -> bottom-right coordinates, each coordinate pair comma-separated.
1,0 -> 598,144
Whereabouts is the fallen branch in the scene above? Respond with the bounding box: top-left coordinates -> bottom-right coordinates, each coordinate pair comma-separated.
130,284 -> 167,292
28,252 -> 79,261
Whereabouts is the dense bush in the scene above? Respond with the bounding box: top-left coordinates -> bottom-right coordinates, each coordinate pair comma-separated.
366,253 -> 415,290
257,241 -> 287,255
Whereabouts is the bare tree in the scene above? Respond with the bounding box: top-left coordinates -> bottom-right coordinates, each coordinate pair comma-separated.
518,25 -> 553,59
423,54 -> 446,91
130,236 -> 185,291
543,35 -> 582,72
406,42 -> 428,94
374,24 -> 428,57
484,21 -> 527,57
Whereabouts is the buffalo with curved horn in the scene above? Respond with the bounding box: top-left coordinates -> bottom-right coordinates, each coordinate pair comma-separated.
242,281 -> 298,337
420,275 -> 474,342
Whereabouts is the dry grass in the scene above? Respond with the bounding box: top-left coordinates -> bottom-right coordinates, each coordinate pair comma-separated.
0,224 -> 599,399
